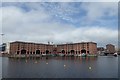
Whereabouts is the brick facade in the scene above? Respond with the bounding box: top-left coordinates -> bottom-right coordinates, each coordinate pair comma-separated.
106,44 -> 115,54
9,41 -> 97,55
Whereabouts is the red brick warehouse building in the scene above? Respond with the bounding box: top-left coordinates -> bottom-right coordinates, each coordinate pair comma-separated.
9,41 -> 97,55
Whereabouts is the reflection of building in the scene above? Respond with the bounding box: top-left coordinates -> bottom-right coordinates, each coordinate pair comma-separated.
9,41 -> 97,55
106,44 -> 115,54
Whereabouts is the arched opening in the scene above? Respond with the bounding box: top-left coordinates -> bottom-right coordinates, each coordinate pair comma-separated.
87,51 -> 89,54
30,51 -> 32,54
53,50 -> 56,54
17,51 -> 19,54
27,51 -> 29,54
33,52 -> 35,54
76,51 -> 77,54
36,50 -> 40,54
61,50 -> 65,54
68,52 -> 70,54
21,49 -> 26,54
81,49 -> 86,54
53,48 -> 57,54
71,50 -> 75,54
46,50 -> 49,54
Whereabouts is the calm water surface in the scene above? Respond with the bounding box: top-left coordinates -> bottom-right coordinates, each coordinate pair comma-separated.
0,56 -> 118,78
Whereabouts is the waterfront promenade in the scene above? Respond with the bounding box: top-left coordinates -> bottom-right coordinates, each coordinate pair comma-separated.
2,53 -> 98,58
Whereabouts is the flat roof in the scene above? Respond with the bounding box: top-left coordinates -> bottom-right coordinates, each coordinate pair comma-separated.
10,41 -> 97,45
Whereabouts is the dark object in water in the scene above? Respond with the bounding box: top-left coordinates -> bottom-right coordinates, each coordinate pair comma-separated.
104,53 -> 108,56
114,55 -> 117,57
46,57 -> 48,59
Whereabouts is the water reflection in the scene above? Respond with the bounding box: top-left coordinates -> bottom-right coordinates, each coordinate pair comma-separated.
2,56 -> 118,78
0,57 -> 2,79
8,57 -> 98,66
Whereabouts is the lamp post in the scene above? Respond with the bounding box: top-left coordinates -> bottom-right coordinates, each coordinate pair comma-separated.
1,33 -> 4,54
1,33 -> 4,43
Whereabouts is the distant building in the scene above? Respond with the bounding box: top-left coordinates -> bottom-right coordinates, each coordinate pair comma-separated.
106,44 -> 115,54
0,43 -> 6,51
8,41 -> 97,55
117,48 -> 120,55
97,47 -> 104,51
97,47 -> 105,54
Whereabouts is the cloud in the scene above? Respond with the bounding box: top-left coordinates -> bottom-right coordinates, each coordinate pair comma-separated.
0,3 -> 2,44
1,2 -> 118,48
1,0 -> 119,2
2,2 -> 117,26
80,2 -> 118,26
39,2 -> 118,27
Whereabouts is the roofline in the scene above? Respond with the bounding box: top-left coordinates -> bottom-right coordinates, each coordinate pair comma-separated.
10,41 -> 97,45
10,41 -> 49,45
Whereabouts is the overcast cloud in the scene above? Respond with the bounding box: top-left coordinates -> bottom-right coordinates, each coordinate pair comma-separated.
1,2 -> 118,48
1,0 -> 119,2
